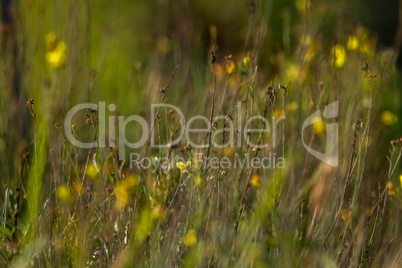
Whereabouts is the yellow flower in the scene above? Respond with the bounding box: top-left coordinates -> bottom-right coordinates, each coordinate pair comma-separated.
286,102 -> 299,113
46,41 -> 67,68
152,205 -> 167,220
312,116 -> 326,134
399,175 -> 402,189
285,63 -> 306,82
387,181 -> 396,196
331,44 -> 346,68
72,181 -> 83,195
341,209 -> 351,224
250,174 -> 261,188
347,35 -> 359,50
86,164 -> 99,179
243,56 -> 251,68
303,46 -> 315,62
295,0 -> 311,12
176,161 -> 191,173
56,185 -> 72,203
114,175 -> 140,210
226,62 -> 235,74
381,111 -> 398,126
273,107 -> 284,119
45,32 -> 57,50
195,175 -> 202,187
182,229 -> 197,246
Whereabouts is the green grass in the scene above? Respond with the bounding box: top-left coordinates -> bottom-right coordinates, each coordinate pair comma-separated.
1,0 -> 402,267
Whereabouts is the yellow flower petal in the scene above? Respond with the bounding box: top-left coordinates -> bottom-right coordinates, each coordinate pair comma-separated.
341,209 -> 351,224
250,174 -> 261,188
56,186 -> 71,203
387,181 -> 396,196
381,111 -> 398,126
226,62 -> 235,74
331,44 -> 346,68
195,175 -> 202,187
182,229 -> 197,246
86,165 -> 98,179
347,35 -> 359,50
176,162 -> 186,171
399,175 -> 402,189
312,116 -> 326,134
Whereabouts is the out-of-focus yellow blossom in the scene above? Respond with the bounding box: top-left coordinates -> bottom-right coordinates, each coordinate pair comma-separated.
273,107 -> 285,119
399,175 -> 402,189
86,164 -> 99,178
301,34 -> 312,46
250,174 -> 261,188
312,116 -> 326,134
45,36 -> 67,69
176,161 -> 191,173
303,46 -> 315,62
56,185 -> 71,203
45,32 -> 57,50
226,62 -> 235,74
114,175 -> 140,210
242,56 -> 252,68
73,181 -> 83,195
341,209 -> 351,224
286,63 -> 300,81
387,181 -> 396,196
381,111 -> 398,126
296,0 -> 311,12
347,35 -> 359,50
152,204 -> 167,220
195,175 -> 202,187
286,102 -> 299,112
222,146 -> 236,158
182,229 -> 197,246
359,41 -> 372,55
331,44 -> 346,68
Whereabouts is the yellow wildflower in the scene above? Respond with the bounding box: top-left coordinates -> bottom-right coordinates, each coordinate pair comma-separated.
195,175 -> 202,187
243,56 -> 251,68
304,46 -> 315,62
341,209 -> 351,224
387,181 -> 396,196
86,164 -> 99,179
273,107 -> 284,119
72,181 -> 83,195
56,185 -> 71,203
295,0 -> 311,12
399,175 -> 402,189
182,229 -> 197,246
250,174 -> 261,188
114,175 -> 140,210
45,32 -> 57,50
46,40 -> 67,68
152,205 -> 167,220
381,111 -> 398,126
176,161 -> 192,173
312,116 -> 326,134
331,44 -> 346,68
226,62 -> 235,74
286,102 -> 299,113
347,35 -> 359,50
